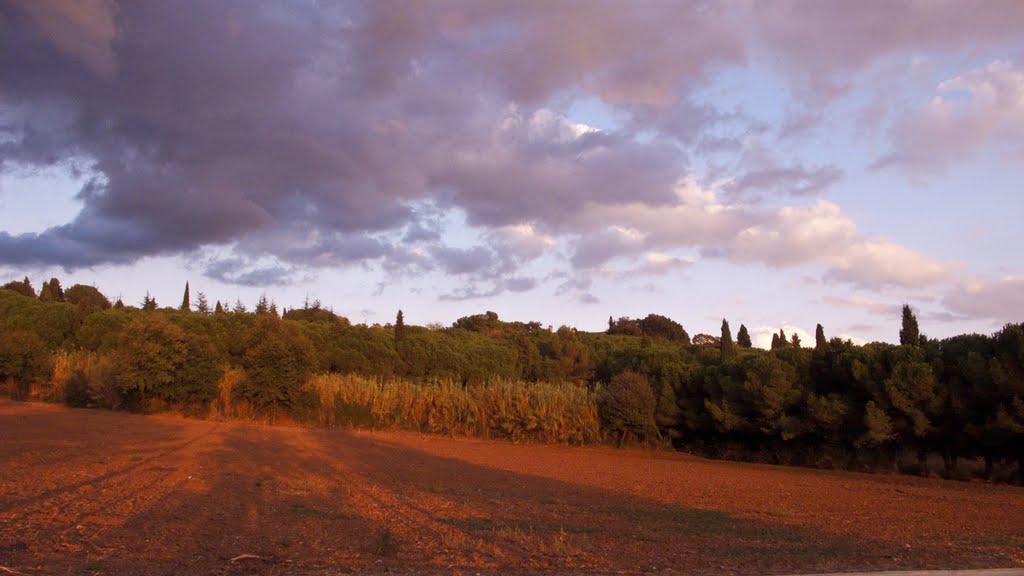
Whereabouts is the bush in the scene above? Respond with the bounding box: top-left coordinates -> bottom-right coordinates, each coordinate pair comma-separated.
114,315 -> 221,407
236,317 -> 317,412
598,371 -> 658,446
63,369 -> 91,408
0,329 -> 51,400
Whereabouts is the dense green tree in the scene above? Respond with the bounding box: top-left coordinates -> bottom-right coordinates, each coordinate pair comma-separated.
0,329 -> 51,399
900,304 -> 920,347
815,324 -> 827,350
790,333 -> 802,348
720,319 -> 735,360
113,314 -> 221,405
39,277 -> 64,302
599,371 -> 658,445
142,292 -> 157,311
2,277 -> 35,297
65,284 -> 112,313
236,317 -> 318,411
214,300 -> 224,314
737,324 -> 752,348
395,309 -> 406,342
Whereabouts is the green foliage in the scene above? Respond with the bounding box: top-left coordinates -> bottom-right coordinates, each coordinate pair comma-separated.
2,276 -> 35,297
900,304 -> 920,347
815,324 -> 827,350
38,277 -> 64,302
0,329 -> 51,399
181,282 -> 191,312
720,319 -> 735,360
64,284 -> 112,314
736,324 -> 752,348
598,371 -> 658,444
113,314 -> 221,405
236,317 -> 317,410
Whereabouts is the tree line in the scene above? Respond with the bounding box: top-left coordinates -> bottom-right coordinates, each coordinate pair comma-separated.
1,276 -> 1021,482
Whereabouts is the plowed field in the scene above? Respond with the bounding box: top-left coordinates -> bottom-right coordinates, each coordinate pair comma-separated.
1,399 -> 1022,575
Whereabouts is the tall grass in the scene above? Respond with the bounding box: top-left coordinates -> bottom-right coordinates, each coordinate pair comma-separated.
307,374 -> 600,444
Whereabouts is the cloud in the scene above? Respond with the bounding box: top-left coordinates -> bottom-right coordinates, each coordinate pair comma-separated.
5,0 -> 118,78
722,164 -> 844,201
943,276 -> 1024,322
750,323 -> 812,350
877,60 -> 1024,173
745,1 -> 1024,101
724,201 -> 951,289
823,295 -> 902,317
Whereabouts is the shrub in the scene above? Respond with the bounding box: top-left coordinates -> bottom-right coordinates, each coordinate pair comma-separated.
114,315 -> 221,407
236,317 -> 317,412
0,329 -> 51,400
598,371 -> 658,446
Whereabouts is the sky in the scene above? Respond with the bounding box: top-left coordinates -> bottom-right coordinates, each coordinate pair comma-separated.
1,0 -> 1023,347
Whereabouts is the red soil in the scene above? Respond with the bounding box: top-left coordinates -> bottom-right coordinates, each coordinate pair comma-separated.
1,399 -> 1022,575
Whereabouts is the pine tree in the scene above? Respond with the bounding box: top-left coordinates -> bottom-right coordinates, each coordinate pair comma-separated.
214,300 -> 225,314
720,319 -> 735,359
736,324 -> 752,348
113,297 -> 124,310
233,299 -> 247,314
608,316 -> 614,333
815,323 -> 827,350
900,304 -> 920,347
791,333 -> 801,348
194,292 -> 210,314
395,309 -> 406,342
181,282 -> 191,312
142,292 -> 157,311
270,302 -> 279,318
255,294 -> 269,315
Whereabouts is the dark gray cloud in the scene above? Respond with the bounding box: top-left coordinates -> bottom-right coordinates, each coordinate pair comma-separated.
0,0 -> 734,280
1,0 -> 1014,300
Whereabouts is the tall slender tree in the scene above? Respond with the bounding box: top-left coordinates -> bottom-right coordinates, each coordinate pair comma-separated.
395,309 -> 406,342
815,323 -> 827,350
900,304 -> 920,347
181,282 -> 191,311
737,324 -> 752,348
720,319 -> 735,359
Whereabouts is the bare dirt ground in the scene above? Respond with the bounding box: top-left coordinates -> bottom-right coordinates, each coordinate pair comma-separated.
1,399 -> 1022,575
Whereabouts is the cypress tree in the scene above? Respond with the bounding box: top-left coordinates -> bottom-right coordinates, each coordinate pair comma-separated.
181,282 -> 191,311
737,324 -> 752,348
771,333 -> 780,350
395,309 -> 406,342
720,319 -> 735,359
815,323 -> 827,350
900,304 -> 920,347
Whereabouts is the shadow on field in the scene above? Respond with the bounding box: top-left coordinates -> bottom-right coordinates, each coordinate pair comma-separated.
0,403 -> 982,575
